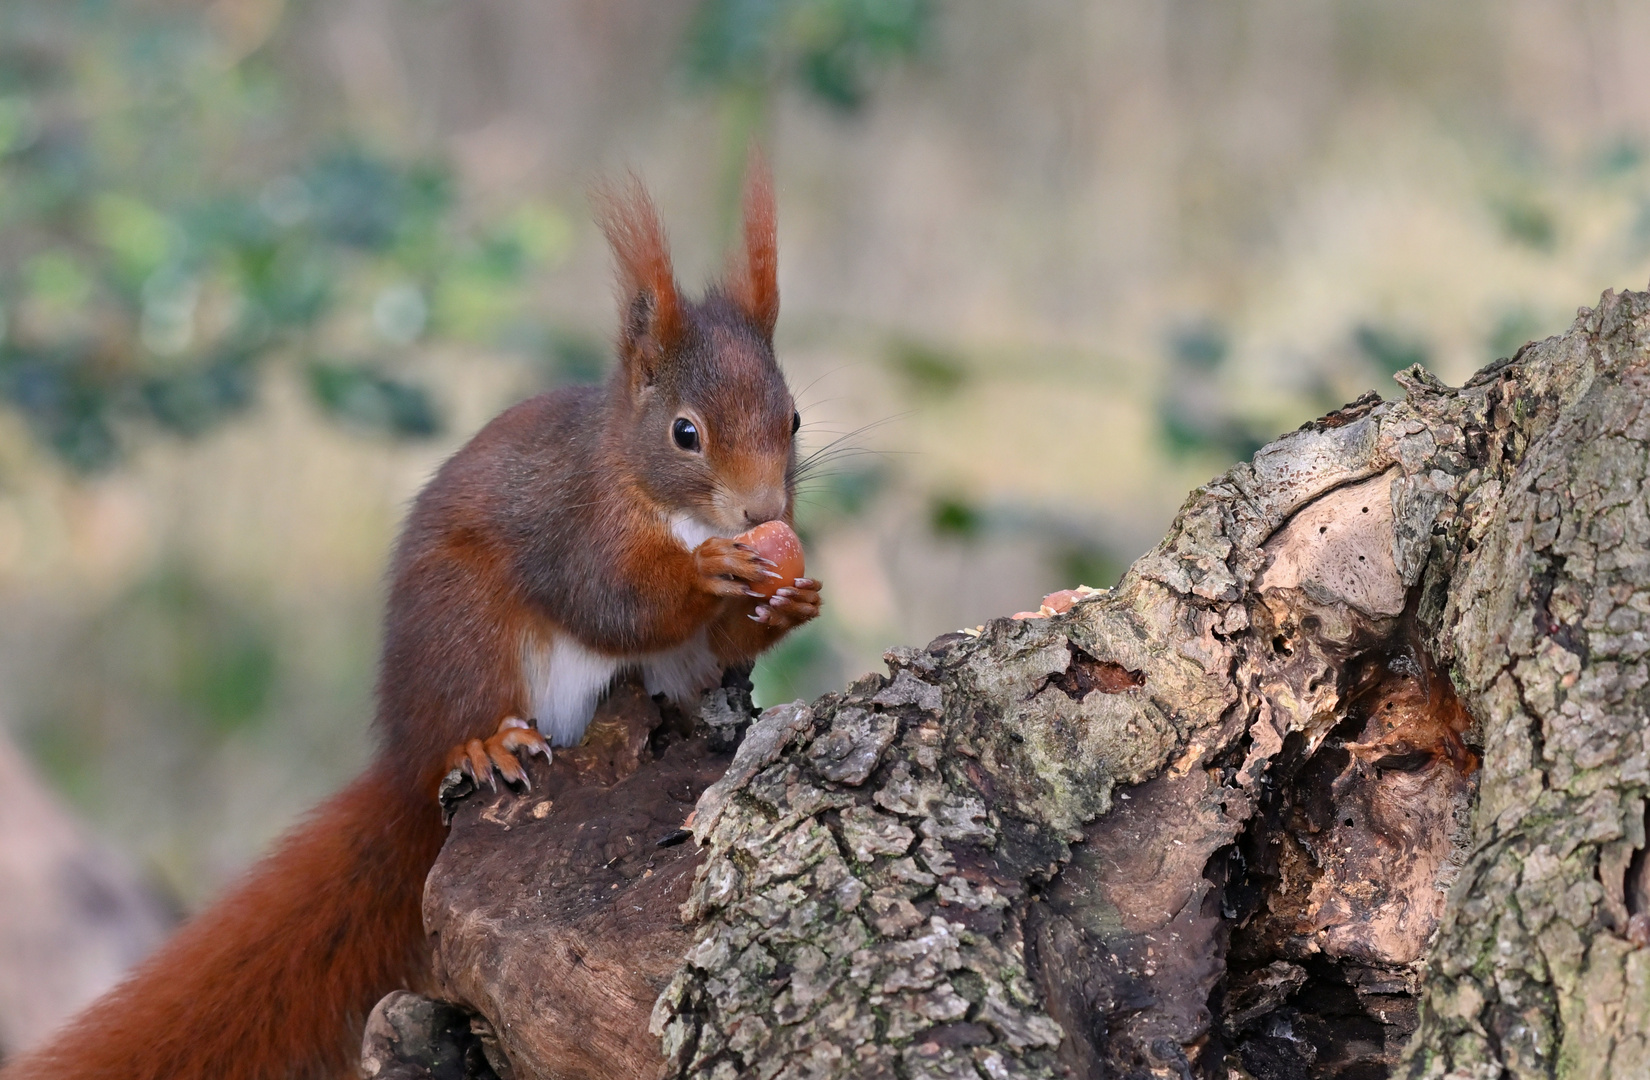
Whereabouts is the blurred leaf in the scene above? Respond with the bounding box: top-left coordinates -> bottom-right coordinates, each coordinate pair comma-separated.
1486,306 -> 1547,362
1167,318 -> 1228,372
1156,398 -> 1267,463
177,627 -> 277,734
107,567 -> 278,736
1592,139 -> 1643,179
1157,316 -> 1264,462
507,203 -> 575,266
930,493 -> 981,538
1353,322 -> 1431,376
0,346 -> 121,471
431,264 -> 517,342
0,2 -> 557,469
683,0 -> 930,111
0,38 -> 64,96
141,356 -> 256,437
0,94 -> 40,155
1493,195 -> 1556,251
1156,399 -> 1208,457
794,464 -> 884,537
807,465 -> 883,517
304,148 -> 451,253
1054,542 -> 1123,592
25,249 -> 95,312
91,192 -> 173,283
546,328 -> 606,384
371,283 -> 427,345
888,339 -> 966,397
472,233 -> 530,283
1630,198 -> 1650,255
308,360 -> 441,439
23,716 -> 104,806
750,619 -> 838,707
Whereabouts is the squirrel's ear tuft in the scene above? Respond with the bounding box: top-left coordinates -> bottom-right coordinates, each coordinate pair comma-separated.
723,149 -> 779,339
593,174 -> 684,381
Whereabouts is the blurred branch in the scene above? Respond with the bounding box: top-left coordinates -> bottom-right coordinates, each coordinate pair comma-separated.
0,729 -> 174,1061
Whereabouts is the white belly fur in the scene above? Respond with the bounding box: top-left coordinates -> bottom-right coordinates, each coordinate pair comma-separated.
522,629 -> 724,747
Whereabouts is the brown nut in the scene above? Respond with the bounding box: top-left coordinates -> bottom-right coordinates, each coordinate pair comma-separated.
735,520 -> 805,598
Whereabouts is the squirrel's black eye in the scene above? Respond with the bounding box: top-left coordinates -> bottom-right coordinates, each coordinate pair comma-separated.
791,410 -> 801,435
672,417 -> 701,452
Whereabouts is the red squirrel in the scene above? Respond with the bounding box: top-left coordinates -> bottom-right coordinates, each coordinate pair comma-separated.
4,161 -> 821,1080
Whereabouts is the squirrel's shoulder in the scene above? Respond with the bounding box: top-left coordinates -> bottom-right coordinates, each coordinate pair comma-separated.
434,384 -> 607,479
470,384 -> 606,451
401,384 -> 608,532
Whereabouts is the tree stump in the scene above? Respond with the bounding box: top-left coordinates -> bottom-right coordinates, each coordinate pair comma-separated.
363,288 -> 1650,1080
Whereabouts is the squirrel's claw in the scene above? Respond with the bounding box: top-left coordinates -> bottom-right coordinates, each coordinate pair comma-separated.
460,739 -> 494,789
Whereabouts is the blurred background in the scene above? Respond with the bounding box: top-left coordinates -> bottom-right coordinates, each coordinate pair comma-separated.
2,0 -> 1650,1048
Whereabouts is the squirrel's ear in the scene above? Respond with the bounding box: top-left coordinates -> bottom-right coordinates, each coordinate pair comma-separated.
593,174 -> 685,383
723,149 -> 779,339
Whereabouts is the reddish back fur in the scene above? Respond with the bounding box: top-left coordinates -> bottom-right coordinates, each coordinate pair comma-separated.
2,772 -> 443,1080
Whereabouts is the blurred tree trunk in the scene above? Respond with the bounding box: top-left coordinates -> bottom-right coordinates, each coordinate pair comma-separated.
0,733 -> 174,1062
375,288 -> 1650,1080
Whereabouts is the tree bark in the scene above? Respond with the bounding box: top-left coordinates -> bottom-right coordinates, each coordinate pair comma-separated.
365,288 -> 1650,1080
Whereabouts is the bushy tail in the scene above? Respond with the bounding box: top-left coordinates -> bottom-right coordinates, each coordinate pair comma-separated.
2,770 -> 445,1080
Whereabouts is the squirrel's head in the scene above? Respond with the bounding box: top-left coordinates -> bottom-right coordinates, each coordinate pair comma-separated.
594,157 -> 796,537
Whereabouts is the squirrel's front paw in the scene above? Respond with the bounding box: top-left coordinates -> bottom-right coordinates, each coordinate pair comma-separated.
694,536 -> 783,598
444,716 -> 550,792
752,577 -> 822,630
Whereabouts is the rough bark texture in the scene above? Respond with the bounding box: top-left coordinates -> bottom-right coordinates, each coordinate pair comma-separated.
366,288 -> 1650,1080
1404,292 -> 1650,1080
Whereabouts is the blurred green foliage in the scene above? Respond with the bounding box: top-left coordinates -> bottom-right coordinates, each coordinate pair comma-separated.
1486,307 -> 1547,363
308,361 -> 441,439
1352,322 -> 1431,376
682,0 -> 930,111
1156,318 -> 1269,463
23,564 -> 278,802
794,464 -> 885,535
0,2 -> 568,471
1493,194 -> 1557,251
0,0 -> 935,474
1166,319 -> 1228,373
751,620 -> 838,707
887,339 -> 967,397
1055,542 -> 1122,593
682,0 -> 932,243
929,493 -> 982,538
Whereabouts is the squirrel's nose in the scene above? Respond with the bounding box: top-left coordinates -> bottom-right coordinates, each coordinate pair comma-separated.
741,493 -> 787,527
